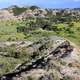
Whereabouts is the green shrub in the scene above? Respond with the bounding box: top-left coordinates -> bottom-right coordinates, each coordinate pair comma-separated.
63,76 -> 73,80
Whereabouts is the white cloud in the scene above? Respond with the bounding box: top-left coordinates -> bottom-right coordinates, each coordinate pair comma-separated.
0,0 -> 16,3
0,0 -> 8,2
73,0 -> 80,2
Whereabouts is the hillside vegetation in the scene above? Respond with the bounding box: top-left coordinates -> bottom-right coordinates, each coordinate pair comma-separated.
0,7 -> 80,45
0,6 -> 80,78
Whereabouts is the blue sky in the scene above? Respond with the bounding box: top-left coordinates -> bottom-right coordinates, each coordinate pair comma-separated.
0,0 -> 80,9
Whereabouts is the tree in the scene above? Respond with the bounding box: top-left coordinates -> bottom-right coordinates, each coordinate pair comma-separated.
30,5 -> 40,10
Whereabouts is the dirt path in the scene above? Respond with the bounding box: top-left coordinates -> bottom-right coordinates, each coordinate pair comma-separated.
66,39 -> 80,54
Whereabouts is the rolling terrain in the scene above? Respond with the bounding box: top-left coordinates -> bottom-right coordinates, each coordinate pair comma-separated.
0,6 -> 80,80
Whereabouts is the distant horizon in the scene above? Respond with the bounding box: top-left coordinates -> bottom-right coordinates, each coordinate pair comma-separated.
0,0 -> 80,9
1,5 -> 80,10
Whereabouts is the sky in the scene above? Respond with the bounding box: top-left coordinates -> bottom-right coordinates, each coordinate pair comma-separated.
0,0 -> 80,9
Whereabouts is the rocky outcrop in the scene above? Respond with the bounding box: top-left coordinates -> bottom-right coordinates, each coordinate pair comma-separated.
1,36 -> 79,80
0,10 -> 15,20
